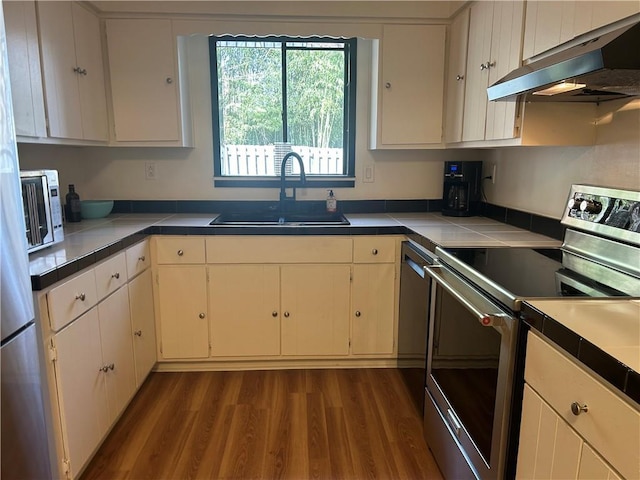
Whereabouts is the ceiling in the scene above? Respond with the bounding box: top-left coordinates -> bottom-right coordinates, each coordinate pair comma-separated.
87,1 -> 467,20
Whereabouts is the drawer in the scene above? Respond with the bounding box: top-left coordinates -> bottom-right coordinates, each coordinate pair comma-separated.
47,269 -> 98,331
353,236 -> 397,263
126,239 -> 150,279
206,236 -> 353,264
94,253 -> 128,300
155,236 -> 205,264
525,332 -> 639,480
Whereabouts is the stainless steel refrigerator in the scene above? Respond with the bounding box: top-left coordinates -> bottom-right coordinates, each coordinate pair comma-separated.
1,4 -> 53,478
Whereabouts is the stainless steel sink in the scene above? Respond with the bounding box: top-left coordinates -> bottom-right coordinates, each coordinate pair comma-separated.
209,212 -> 350,226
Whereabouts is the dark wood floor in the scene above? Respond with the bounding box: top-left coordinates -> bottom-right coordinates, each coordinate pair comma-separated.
80,368 -> 443,480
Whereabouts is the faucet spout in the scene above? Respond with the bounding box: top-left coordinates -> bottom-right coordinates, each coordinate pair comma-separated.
279,152 -> 306,205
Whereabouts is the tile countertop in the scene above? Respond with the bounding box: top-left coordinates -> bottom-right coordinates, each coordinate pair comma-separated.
523,299 -> 640,405
29,212 -> 561,282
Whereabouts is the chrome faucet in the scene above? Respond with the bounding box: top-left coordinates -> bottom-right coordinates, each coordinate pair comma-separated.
279,152 -> 306,211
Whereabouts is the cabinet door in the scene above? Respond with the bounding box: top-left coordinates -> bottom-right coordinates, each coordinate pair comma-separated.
281,265 -> 350,356
444,7 -> 470,144
517,384 -> 583,479
53,308 -> 108,479
462,1 -> 494,142
98,286 -> 136,424
578,444 -> 621,480
70,2 -> 108,141
129,269 -> 157,386
157,266 -> 209,359
106,19 -> 180,142
485,1 -> 524,141
37,1 -> 83,139
373,24 -> 446,147
351,264 -> 395,355
209,265 -> 280,356
4,0 -> 47,138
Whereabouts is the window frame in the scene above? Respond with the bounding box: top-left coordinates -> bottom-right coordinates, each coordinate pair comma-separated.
209,35 -> 357,188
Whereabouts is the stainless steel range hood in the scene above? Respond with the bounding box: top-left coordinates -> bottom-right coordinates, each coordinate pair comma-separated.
488,20 -> 640,102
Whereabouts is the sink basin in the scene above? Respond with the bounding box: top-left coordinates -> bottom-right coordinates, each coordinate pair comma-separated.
210,211 -> 350,226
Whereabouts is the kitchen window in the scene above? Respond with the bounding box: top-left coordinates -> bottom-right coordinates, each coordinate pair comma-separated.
209,35 -> 357,187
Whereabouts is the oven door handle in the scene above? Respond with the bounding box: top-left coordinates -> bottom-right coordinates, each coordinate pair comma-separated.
424,265 -> 508,327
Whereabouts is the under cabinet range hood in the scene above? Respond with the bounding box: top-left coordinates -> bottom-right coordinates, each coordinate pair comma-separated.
488,20 -> 640,102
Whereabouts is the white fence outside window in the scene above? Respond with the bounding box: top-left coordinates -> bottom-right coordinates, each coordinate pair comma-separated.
221,144 -> 343,176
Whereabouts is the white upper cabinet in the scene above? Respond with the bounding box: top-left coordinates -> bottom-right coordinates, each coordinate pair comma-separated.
105,19 -> 192,146
443,7 -> 470,144
523,1 -> 640,60
37,1 -> 108,142
462,1 -> 524,142
4,0 -> 47,138
370,24 -> 446,149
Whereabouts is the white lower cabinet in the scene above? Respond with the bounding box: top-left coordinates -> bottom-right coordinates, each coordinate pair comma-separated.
129,269 -> 157,386
209,264 -> 280,357
53,308 -> 108,479
156,265 -> 209,359
280,264 -> 351,356
517,332 -> 639,480
39,240 -> 156,479
52,285 -> 135,479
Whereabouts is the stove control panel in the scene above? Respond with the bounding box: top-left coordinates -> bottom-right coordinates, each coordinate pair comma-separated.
563,185 -> 640,246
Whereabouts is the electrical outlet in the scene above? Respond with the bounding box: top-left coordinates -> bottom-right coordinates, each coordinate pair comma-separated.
492,164 -> 497,184
145,161 -> 157,180
363,165 -> 375,183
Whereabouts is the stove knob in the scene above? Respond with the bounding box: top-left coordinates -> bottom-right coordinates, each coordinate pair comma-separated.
568,197 -> 584,210
580,200 -> 602,214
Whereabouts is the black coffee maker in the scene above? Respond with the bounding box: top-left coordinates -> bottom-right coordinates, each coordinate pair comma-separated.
442,161 -> 483,217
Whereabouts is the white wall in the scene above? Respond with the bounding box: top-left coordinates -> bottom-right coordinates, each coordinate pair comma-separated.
18,34 -> 487,202
482,99 -> 640,219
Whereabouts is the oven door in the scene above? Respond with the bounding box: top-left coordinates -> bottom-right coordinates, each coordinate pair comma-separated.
423,264 -> 516,480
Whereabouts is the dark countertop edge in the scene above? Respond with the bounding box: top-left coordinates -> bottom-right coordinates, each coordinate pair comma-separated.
30,224 -> 412,291
521,302 -> 640,406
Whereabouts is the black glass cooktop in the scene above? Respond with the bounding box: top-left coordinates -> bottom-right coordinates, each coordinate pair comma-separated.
441,247 -> 626,300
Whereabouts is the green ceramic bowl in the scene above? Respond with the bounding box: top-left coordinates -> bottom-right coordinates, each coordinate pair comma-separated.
80,200 -> 114,219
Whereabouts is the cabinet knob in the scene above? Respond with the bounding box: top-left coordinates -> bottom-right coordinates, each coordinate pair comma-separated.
99,365 -> 109,373
177,249 -> 184,256
138,255 -> 146,262
487,61 -> 496,68
73,66 -> 87,75
75,293 -> 86,301
199,313 -> 206,319
371,248 -> 378,255
385,82 -> 391,89
134,330 -> 142,337
272,311 -> 278,317
480,63 -> 487,71
111,272 -> 120,279
456,74 -> 464,81
284,311 -> 290,318
355,311 -> 361,317
166,77 -> 173,84
570,402 -> 588,416
108,363 -> 115,371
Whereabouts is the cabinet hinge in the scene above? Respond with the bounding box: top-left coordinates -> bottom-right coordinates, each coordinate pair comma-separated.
61,458 -> 71,479
48,342 -> 57,363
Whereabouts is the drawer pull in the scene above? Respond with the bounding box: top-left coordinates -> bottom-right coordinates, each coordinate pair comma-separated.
134,330 -> 142,337
177,250 -> 184,256
272,311 -> 278,317
371,248 -> 378,255
355,311 -> 361,317
138,255 -> 146,262
571,402 -> 588,416
75,293 -> 86,301
111,272 -> 120,279
199,313 -> 206,319
284,311 -> 290,318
